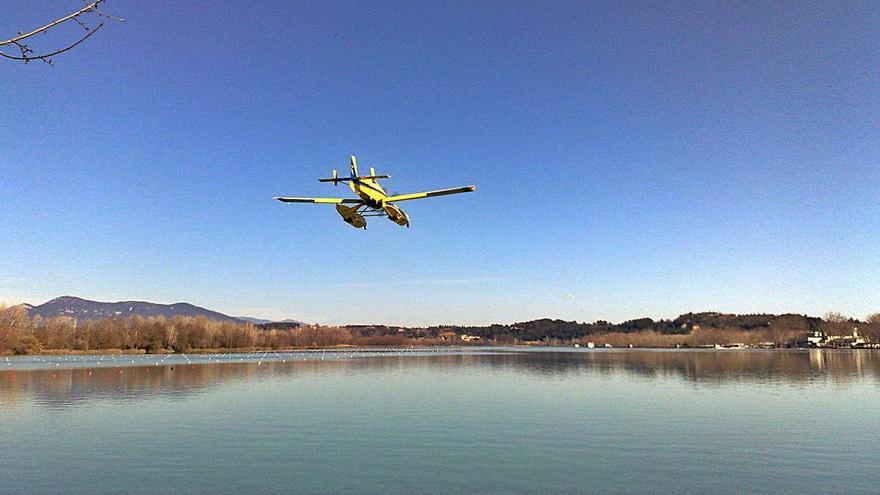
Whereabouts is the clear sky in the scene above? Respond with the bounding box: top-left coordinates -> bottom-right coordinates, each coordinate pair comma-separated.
1,1 -> 877,326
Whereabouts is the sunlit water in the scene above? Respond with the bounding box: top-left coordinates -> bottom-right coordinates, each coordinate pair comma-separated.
2,348 -> 878,494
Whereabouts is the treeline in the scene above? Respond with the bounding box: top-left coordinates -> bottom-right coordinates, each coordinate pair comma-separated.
426,312 -> 880,344
2,305 -> 879,355
0,305 -> 426,355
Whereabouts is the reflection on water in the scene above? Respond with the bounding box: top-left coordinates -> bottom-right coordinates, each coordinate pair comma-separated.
3,349 -> 879,409
3,349 -> 879,495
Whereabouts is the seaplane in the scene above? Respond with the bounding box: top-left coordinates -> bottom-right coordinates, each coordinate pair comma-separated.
274,156 -> 475,229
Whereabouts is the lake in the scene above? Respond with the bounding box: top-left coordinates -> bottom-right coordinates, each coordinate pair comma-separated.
1,348 -> 878,494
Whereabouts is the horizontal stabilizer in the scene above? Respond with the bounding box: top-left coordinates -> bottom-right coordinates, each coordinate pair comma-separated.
318,168 -> 343,185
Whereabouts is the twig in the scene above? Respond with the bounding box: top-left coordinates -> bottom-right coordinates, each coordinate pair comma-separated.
0,0 -> 104,46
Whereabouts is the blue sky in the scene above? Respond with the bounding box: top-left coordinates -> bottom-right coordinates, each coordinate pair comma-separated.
1,1 -> 877,325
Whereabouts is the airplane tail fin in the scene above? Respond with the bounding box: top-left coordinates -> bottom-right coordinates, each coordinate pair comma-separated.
350,155 -> 358,178
357,162 -> 391,181
318,169 -> 342,185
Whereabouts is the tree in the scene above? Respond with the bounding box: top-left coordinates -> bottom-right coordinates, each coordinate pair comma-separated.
1,1 -> 121,65
863,313 -> 880,342
821,311 -> 852,337
769,314 -> 813,344
823,311 -> 847,324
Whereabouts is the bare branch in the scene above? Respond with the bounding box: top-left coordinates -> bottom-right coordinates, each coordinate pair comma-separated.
0,1 -> 104,46
0,23 -> 104,62
1,1 -> 118,64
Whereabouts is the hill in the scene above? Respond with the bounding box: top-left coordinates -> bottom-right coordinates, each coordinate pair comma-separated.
28,296 -> 244,323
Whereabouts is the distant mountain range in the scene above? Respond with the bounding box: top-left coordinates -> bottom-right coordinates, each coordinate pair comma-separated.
235,316 -> 304,325
27,296 -> 301,325
235,316 -> 273,325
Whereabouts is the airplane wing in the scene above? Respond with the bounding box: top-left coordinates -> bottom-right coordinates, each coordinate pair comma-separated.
274,197 -> 363,204
385,186 -> 475,203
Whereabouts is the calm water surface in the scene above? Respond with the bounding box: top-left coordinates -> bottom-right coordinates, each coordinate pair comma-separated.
2,348 -> 878,494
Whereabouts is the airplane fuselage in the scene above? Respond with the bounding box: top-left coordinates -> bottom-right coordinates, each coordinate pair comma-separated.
349,170 -> 410,227
350,177 -> 387,208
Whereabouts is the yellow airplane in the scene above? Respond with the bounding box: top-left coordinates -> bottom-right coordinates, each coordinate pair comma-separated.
274,156 -> 475,229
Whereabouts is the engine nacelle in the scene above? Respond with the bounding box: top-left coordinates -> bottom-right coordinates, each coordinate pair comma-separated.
336,204 -> 366,229
383,203 -> 410,227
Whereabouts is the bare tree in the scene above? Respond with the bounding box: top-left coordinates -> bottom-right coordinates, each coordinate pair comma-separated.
0,1 -> 121,65
864,313 -> 880,342
821,311 -> 852,337
823,311 -> 847,324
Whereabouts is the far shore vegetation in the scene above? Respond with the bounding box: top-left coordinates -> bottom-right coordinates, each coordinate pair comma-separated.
1,305 -> 878,356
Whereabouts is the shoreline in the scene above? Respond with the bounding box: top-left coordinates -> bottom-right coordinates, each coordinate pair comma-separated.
3,344 -> 876,357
